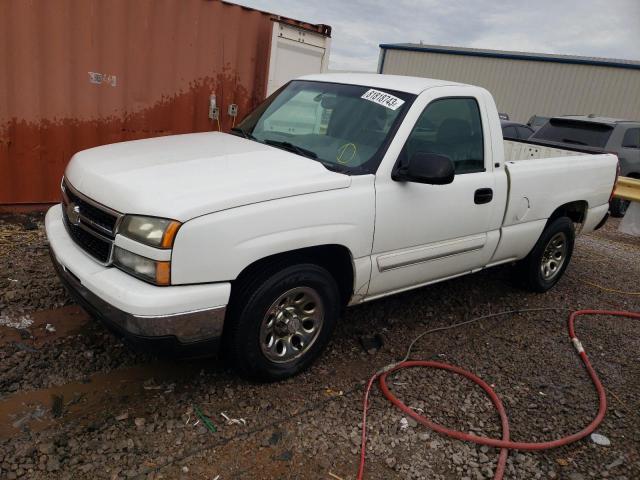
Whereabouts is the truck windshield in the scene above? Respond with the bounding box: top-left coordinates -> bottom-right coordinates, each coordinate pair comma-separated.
531,118 -> 614,148
234,80 -> 415,174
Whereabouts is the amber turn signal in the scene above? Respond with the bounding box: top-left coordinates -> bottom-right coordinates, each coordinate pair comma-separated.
161,221 -> 182,249
155,262 -> 171,285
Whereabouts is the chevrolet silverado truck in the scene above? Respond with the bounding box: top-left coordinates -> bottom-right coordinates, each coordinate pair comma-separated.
46,74 -> 618,381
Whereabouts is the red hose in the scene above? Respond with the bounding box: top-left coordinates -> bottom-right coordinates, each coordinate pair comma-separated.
357,309 -> 640,480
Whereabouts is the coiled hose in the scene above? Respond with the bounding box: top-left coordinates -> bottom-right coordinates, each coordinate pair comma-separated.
357,309 -> 640,480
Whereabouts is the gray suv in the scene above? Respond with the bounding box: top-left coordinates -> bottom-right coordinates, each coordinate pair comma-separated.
530,116 -> 640,217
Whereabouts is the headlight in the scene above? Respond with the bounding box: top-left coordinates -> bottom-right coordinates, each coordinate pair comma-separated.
113,246 -> 171,285
118,215 -> 181,248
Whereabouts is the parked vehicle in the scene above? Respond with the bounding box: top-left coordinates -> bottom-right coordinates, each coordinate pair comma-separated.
46,74 -> 618,381
527,115 -> 550,131
498,113 -> 510,120
530,115 -> 640,217
501,120 -> 534,140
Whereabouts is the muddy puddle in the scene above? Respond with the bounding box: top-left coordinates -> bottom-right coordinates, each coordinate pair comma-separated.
0,360 -> 202,440
0,305 -> 89,348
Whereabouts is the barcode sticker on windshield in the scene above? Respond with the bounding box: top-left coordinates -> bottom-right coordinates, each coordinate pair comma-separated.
361,89 -> 405,110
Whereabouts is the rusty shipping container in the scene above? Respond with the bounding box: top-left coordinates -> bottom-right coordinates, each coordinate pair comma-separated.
0,0 -> 331,206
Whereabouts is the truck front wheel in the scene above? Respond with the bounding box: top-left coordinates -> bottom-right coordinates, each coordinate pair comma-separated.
515,216 -> 575,292
224,263 -> 340,381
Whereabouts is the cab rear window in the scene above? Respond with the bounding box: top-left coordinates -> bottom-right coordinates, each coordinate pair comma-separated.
531,119 -> 614,148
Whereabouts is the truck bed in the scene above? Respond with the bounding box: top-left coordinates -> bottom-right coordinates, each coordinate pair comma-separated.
504,139 -> 583,161
502,147 -> 617,228
487,145 -> 618,265
503,139 -> 617,226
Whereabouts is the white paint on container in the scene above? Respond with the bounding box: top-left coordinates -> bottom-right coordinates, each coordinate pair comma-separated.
267,21 -> 331,96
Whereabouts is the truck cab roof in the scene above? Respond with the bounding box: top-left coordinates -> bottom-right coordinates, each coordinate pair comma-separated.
298,73 -> 468,94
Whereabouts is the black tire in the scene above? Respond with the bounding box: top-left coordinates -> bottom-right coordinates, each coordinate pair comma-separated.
224,263 -> 340,381
515,216 -> 575,293
609,198 -> 629,218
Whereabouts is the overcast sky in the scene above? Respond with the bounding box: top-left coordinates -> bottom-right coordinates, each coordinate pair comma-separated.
233,0 -> 640,71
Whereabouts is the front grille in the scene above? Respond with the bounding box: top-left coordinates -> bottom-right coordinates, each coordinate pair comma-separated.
64,218 -> 112,263
65,186 -> 118,233
62,180 -> 122,264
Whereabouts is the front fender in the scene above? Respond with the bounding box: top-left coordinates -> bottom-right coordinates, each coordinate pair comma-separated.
170,176 -> 375,284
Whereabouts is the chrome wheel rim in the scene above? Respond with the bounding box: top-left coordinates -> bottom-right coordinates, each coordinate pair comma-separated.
540,232 -> 567,280
259,287 -> 325,364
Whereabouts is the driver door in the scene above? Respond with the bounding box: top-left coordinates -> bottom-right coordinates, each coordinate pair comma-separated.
368,94 -> 502,297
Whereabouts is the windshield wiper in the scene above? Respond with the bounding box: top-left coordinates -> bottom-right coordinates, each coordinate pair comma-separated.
230,127 -> 257,141
263,139 -> 352,174
263,139 -> 318,159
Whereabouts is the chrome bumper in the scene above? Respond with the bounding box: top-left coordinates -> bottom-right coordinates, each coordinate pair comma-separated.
51,252 -> 226,344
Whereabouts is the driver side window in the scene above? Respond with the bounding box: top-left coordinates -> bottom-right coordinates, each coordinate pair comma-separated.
404,97 -> 485,174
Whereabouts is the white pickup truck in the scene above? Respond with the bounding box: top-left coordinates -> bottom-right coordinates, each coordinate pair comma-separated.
46,74 -> 618,380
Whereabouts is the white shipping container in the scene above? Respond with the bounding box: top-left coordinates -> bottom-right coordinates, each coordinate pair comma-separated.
267,21 -> 331,96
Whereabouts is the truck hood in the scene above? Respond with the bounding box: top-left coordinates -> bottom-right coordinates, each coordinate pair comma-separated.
64,132 -> 351,221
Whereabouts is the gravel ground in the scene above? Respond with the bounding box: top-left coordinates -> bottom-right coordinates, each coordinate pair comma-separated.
0,213 -> 638,480
0,213 -> 70,325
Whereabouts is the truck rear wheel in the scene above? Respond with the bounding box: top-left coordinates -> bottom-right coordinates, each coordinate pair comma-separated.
224,263 -> 340,381
515,216 -> 575,292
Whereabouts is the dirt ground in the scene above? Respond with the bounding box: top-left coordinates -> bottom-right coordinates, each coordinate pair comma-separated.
0,213 -> 639,480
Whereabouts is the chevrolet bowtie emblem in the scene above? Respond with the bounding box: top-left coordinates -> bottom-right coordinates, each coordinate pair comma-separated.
66,202 -> 81,226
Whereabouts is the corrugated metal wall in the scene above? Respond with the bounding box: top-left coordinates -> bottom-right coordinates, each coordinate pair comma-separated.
381,49 -> 640,123
0,0 -> 280,205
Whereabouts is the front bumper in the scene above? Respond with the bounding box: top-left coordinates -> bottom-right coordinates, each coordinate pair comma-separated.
46,204 -> 231,352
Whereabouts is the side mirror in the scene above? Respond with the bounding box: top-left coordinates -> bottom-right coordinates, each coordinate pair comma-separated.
394,152 -> 455,185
